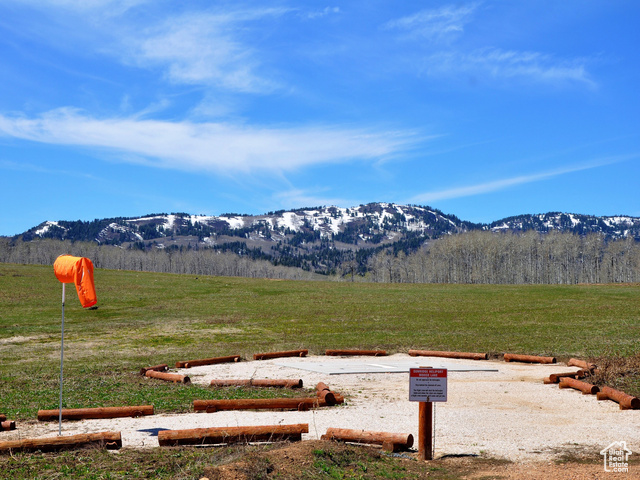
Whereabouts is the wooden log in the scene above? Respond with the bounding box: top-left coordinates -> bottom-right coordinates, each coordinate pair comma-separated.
325,349 -> 387,357
322,427 -> 414,452
419,401 -> 433,461
548,371 -> 583,383
503,353 -> 556,364
1,421 -> 16,431
38,405 -> 154,421
253,350 -> 308,360
145,370 -> 190,384
251,379 -> 303,388
0,431 -> 122,453
194,397 -> 326,413
316,382 -> 331,392
558,377 -> 599,395
158,423 -> 309,447
139,364 -> 169,375
408,349 -> 488,360
176,355 -> 241,369
210,379 -> 251,387
209,379 -> 303,388
316,382 -> 337,406
596,386 -> 640,410
567,358 -> 596,370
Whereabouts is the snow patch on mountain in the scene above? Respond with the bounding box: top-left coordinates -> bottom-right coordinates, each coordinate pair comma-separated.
97,222 -> 143,242
34,221 -> 61,236
221,216 -> 246,229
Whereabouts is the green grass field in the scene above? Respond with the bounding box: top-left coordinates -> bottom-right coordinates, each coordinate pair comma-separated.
2,262 -> 639,419
1,262 -> 639,478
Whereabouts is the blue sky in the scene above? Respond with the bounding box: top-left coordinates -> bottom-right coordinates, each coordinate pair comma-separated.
1,1 -> 639,236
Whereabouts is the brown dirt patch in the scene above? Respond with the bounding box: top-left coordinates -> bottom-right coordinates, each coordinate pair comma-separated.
202,440 -> 426,479
200,440 -> 636,480
466,462 -> 632,480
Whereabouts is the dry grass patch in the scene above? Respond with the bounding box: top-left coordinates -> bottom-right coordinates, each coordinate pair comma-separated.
590,353 -> 640,397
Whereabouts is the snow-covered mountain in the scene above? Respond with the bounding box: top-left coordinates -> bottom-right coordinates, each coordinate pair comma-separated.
22,203 -> 474,247
22,203 -> 639,248
14,203 -> 639,274
488,212 -> 640,239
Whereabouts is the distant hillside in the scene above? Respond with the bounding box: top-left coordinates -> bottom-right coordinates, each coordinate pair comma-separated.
12,203 -> 640,275
489,212 -> 639,238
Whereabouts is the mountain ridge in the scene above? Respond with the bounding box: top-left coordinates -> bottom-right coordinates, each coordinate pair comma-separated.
12,203 -> 640,275
20,203 -> 640,243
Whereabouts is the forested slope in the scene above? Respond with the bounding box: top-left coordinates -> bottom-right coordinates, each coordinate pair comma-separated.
2,230 -> 638,284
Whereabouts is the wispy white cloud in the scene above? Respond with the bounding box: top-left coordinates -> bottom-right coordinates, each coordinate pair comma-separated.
383,3 -> 479,42
4,2 -> 286,96
424,48 -> 595,87
385,4 -> 594,87
0,108 -> 417,174
305,6 -> 340,20
124,9 -> 288,93
8,0 -> 149,16
409,156 -> 635,203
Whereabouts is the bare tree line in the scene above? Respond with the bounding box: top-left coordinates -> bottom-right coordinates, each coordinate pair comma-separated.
0,238 -> 318,281
365,231 -> 640,284
2,231 -> 639,284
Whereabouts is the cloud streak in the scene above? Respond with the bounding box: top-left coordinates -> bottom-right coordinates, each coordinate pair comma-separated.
409,156 -> 635,203
10,0 -> 149,14
0,108 -> 417,174
125,8 -> 288,93
385,4 -> 594,87
383,3 -> 479,42
424,48 -> 595,87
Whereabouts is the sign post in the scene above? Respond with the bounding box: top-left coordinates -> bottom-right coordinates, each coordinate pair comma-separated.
409,367 -> 447,461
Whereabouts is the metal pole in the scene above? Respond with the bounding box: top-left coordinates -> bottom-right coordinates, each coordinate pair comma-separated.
59,283 -> 65,436
433,403 -> 436,460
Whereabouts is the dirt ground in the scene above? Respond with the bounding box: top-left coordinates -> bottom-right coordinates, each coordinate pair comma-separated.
5,354 -> 639,478
202,440 -> 635,480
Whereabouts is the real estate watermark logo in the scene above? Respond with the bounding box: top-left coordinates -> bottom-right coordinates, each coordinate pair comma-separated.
600,441 -> 632,473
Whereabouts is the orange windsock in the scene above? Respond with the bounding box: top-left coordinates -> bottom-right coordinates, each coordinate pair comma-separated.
53,255 -> 97,308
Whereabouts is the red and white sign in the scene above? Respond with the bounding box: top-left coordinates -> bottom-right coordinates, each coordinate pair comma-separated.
409,368 -> 448,402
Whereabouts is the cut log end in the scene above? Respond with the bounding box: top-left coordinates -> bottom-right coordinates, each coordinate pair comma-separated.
1,421 -> 16,431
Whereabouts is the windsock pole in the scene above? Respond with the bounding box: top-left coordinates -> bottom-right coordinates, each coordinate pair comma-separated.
59,283 -> 66,435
